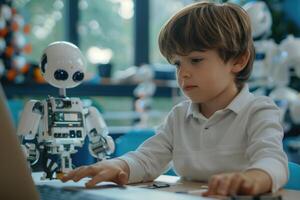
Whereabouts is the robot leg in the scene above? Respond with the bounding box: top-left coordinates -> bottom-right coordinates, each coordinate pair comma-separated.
41,148 -> 59,180
21,141 -> 40,166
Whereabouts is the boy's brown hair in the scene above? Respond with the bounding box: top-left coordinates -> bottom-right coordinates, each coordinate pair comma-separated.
158,1 -> 255,89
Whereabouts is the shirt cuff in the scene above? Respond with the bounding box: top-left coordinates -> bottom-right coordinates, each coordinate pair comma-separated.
246,158 -> 288,192
118,154 -> 145,184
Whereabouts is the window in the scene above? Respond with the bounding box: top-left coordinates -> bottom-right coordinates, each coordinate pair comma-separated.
150,0 -> 186,64
79,0 -> 134,74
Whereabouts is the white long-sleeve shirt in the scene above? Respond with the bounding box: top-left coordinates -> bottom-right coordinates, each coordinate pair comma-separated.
119,84 -> 288,192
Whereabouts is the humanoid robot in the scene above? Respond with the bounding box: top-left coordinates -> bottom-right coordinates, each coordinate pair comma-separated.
17,41 -> 115,179
272,35 -> 300,156
274,35 -> 300,125
113,64 -> 156,127
133,64 -> 156,127
243,1 -> 283,90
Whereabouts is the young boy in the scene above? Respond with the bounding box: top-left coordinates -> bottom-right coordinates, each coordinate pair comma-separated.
62,2 -> 288,196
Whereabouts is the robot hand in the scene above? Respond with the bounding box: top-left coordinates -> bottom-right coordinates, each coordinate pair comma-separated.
21,143 -> 40,165
88,134 -> 115,160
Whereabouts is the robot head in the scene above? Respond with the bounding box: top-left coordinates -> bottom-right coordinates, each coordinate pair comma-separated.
40,41 -> 86,88
243,1 -> 272,39
280,35 -> 300,77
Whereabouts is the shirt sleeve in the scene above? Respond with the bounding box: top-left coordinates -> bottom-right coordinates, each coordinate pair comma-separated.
245,98 -> 288,192
118,111 -> 174,183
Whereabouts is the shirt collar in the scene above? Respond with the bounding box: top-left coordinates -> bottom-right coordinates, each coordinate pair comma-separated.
186,102 -> 201,119
185,84 -> 253,119
225,84 -> 253,114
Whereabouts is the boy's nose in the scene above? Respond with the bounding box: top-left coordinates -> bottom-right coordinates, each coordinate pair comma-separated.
179,67 -> 191,78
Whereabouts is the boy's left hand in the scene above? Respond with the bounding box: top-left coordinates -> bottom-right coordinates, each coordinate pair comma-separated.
202,169 -> 272,197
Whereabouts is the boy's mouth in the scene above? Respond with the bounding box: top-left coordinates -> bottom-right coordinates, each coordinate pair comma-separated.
183,85 -> 198,91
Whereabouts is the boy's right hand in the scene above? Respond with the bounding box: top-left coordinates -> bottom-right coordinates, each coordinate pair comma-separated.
61,159 -> 129,188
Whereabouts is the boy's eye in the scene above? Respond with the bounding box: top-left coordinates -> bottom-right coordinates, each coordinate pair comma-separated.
191,58 -> 203,64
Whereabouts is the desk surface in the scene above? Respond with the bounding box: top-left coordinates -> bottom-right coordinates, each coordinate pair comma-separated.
33,173 -> 300,200
152,176 -> 300,200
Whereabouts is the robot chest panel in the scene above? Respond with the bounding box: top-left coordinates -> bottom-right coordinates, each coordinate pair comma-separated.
42,98 -> 86,142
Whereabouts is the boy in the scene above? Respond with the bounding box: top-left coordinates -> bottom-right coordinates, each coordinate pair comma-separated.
62,2 -> 288,196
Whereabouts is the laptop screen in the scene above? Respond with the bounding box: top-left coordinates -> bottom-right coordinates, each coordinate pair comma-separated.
0,84 -> 39,200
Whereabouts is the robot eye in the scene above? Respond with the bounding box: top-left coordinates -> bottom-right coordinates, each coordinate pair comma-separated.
41,54 -> 47,73
72,71 -> 84,82
54,69 -> 69,81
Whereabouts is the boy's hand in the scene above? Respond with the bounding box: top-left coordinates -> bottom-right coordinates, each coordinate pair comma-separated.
202,169 -> 272,197
61,159 -> 129,188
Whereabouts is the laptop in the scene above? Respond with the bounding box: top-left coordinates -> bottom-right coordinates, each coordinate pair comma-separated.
0,83 -> 210,200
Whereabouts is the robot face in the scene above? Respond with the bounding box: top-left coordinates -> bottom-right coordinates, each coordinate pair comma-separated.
243,1 -> 272,38
40,41 -> 86,88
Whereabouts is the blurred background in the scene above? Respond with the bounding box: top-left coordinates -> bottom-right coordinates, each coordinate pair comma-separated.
2,0 -> 300,168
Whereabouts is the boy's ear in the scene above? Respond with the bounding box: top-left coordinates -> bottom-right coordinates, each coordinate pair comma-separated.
231,50 -> 250,73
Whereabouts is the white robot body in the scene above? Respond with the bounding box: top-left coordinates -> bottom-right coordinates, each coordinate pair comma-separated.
17,95 -> 114,177
133,64 -> 156,127
252,40 -> 278,81
17,100 -> 42,140
17,41 -> 114,179
243,1 -> 281,88
41,97 -> 86,147
244,1 -> 290,90
252,39 -> 290,88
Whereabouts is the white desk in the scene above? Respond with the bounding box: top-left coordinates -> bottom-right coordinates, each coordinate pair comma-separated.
33,173 -> 300,200
33,172 -> 212,200
152,175 -> 300,200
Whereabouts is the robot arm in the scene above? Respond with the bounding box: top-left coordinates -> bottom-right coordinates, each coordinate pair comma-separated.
17,100 -> 42,138
17,100 -> 43,165
85,106 -> 115,160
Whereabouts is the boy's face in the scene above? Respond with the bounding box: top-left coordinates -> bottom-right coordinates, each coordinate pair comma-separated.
172,50 -> 237,103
